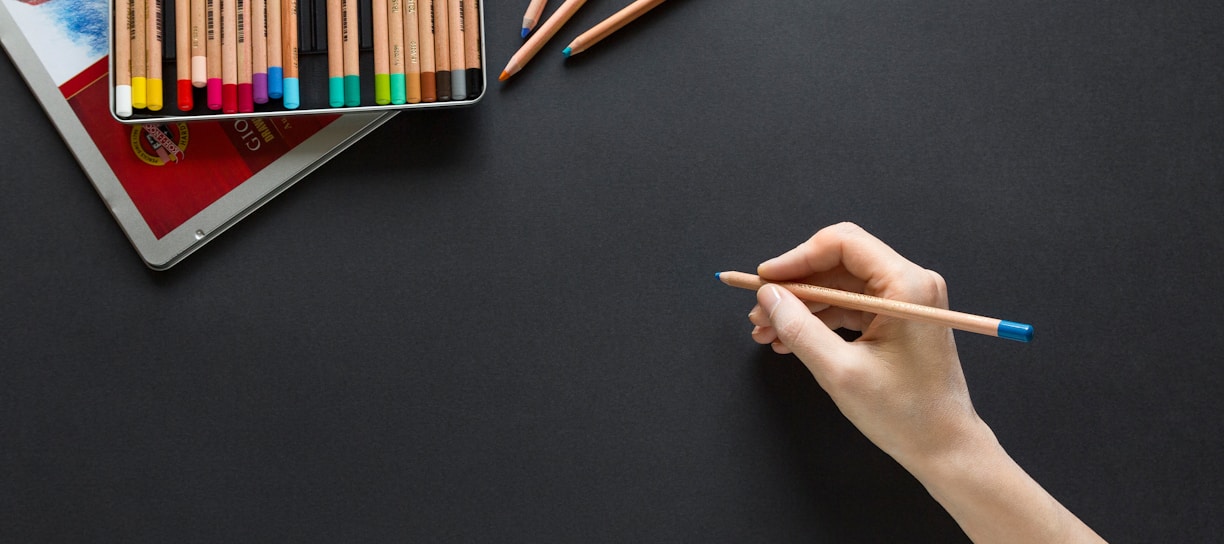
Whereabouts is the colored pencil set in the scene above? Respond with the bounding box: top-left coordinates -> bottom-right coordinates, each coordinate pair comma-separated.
114,0 -> 482,118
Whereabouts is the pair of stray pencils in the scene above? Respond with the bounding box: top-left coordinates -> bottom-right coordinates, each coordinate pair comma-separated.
503,0 -> 666,80
716,271 -> 1034,342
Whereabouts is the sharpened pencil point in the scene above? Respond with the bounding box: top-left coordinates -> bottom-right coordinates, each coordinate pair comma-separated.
499,70 -> 511,81
715,272 -> 721,280
562,47 -> 572,58
521,27 -> 530,39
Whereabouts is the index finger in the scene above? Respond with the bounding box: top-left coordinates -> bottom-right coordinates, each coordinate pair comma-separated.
757,222 -> 916,290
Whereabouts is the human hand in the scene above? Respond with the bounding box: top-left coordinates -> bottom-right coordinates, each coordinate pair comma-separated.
747,222 -> 987,470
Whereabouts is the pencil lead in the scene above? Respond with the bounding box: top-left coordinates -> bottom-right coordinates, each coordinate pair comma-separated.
715,272 -> 722,280
562,47 -> 572,58
521,28 -> 530,39
499,70 -> 511,81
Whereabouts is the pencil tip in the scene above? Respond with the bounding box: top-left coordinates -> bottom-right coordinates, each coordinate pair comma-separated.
499,70 -> 511,82
562,47 -> 572,58
714,272 -> 722,280
521,28 -> 530,39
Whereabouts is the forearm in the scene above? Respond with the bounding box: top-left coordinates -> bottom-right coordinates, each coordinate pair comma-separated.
905,420 -> 1106,544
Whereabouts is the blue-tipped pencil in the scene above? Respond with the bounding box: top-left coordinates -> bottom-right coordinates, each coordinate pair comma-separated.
717,271 -> 1033,342
521,0 -> 546,38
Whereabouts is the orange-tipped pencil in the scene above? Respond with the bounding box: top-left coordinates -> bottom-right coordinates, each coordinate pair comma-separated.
403,0 -> 421,102
563,0 -> 666,58
500,0 -> 585,81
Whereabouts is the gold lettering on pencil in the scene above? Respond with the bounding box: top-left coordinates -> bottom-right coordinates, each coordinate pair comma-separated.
393,44 -> 402,65
409,40 -> 418,64
406,0 -> 415,14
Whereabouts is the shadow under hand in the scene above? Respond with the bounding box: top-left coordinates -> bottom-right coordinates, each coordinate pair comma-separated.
752,343 -> 970,543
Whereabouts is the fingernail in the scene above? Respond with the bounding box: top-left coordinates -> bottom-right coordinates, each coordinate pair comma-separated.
759,284 -> 784,320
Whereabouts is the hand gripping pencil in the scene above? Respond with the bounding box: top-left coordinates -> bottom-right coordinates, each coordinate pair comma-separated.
500,0 -> 586,81
716,271 -> 1034,342
563,0 -> 666,58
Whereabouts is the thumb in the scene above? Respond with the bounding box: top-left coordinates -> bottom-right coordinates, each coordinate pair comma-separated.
758,283 -> 850,374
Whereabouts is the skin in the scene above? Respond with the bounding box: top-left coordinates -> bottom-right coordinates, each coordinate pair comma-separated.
746,222 -> 1106,544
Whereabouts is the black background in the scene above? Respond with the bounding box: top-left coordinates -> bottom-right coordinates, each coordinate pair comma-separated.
3,1 -> 1222,541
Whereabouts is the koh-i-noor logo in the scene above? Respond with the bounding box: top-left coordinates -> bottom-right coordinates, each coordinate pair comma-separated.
131,123 -> 189,166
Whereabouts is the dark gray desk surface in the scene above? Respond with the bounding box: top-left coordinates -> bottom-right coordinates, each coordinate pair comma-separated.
3,1 -> 1222,541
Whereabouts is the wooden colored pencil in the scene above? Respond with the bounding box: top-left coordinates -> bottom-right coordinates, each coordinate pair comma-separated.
190,0 -> 206,87
499,0 -> 585,81
176,0 -> 193,109
237,0 -> 253,112
281,0 -> 299,108
115,0 -> 133,116
462,0 -> 479,96
388,0 -> 406,104
716,271 -> 1034,342
563,0 -> 665,58
402,0 -> 420,103
131,0 -> 146,109
520,0 -> 545,38
447,0 -> 464,99
326,0 -> 344,106
341,0 -> 359,105
416,0 -> 435,102
373,0 -> 390,104
206,0 -> 222,108
145,0 -> 163,110
266,0 -> 283,98
252,0 -> 269,103
433,0 -> 450,100
221,0 -> 237,112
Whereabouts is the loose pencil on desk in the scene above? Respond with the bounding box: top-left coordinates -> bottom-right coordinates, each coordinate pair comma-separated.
463,0 -> 480,95
116,0 -> 133,116
146,0 -> 163,110
252,0 -> 269,103
266,0 -> 283,98
500,0 -> 586,81
433,0 -> 451,100
326,0 -> 344,106
520,0 -> 545,38
281,0 -> 299,108
716,271 -> 1034,342
563,0 -> 665,58
447,0 -> 465,99
176,0 -> 193,109
190,0 -> 206,87
373,0 -> 391,104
